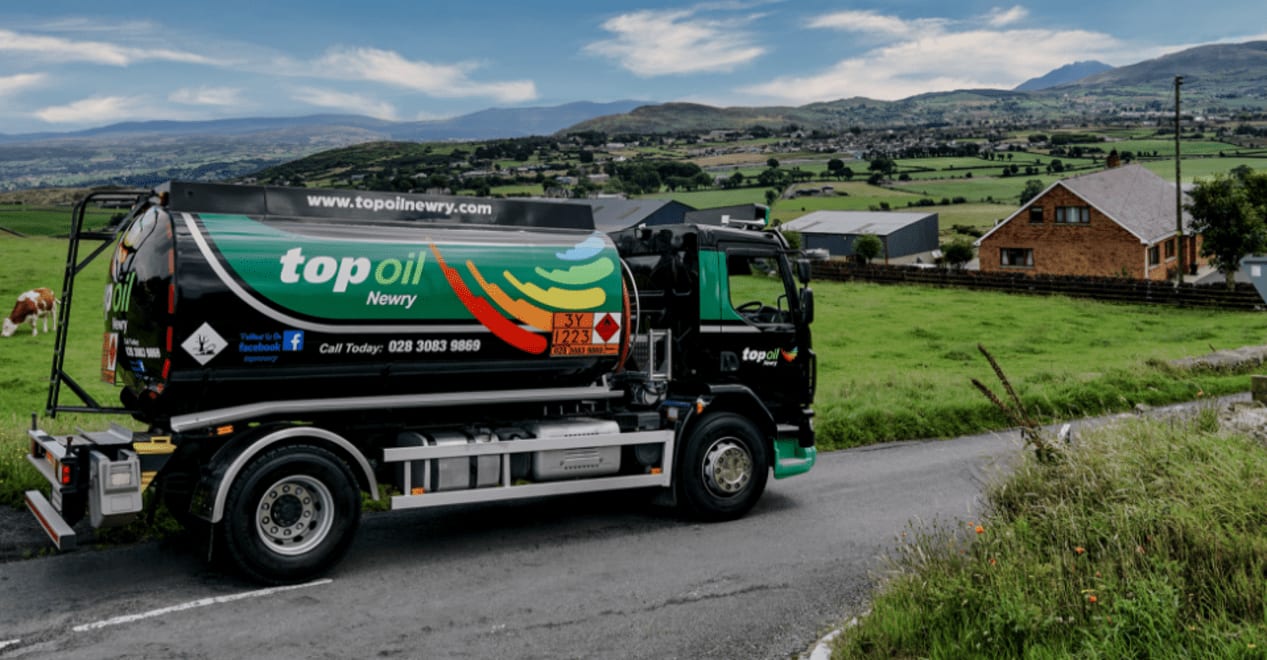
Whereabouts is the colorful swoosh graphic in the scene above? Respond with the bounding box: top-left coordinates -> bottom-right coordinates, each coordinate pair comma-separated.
433,231 -> 621,354
430,244 -> 547,354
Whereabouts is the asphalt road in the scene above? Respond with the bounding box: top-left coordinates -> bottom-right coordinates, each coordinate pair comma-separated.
0,428 -> 1028,659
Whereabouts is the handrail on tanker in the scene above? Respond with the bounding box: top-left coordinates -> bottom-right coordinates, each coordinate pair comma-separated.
46,188 -> 152,418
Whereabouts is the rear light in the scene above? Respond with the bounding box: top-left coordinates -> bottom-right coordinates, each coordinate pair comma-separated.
60,462 -> 72,485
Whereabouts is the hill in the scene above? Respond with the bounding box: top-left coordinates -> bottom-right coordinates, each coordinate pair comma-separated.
565,41 -> 1267,135
0,101 -> 645,191
1014,61 -> 1114,91
1056,41 -> 1267,99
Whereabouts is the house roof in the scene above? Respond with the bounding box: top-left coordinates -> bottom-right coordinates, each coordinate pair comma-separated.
976,164 -> 1190,246
780,210 -> 936,236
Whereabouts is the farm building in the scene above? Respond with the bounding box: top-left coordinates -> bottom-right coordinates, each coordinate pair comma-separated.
779,211 -> 939,263
975,164 -> 1203,280
560,197 -> 695,233
684,204 -> 768,228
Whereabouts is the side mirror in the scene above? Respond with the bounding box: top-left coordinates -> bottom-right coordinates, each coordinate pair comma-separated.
797,258 -> 812,284
799,287 -> 814,325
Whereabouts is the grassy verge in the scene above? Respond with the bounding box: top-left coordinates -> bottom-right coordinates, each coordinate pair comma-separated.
833,409 -> 1267,658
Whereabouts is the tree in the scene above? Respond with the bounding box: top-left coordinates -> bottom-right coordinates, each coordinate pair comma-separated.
1019,179 -> 1045,205
764,188 -> 779,206
767,157 -> 780,169
853,234 -> 883,264
726,171 -> 745,189
868,155 -> 896,179
827,158 -> 845,178
841,166 -> 855,181
1187,171 -> 1267,288
941,239 -> 975,269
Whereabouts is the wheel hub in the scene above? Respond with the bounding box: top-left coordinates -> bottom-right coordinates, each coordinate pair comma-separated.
703,439 -> 753,496
255,476 -> 334,556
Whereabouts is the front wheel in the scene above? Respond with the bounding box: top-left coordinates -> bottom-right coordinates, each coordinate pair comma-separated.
221,444 -> 361,584
677,413 -> 769,521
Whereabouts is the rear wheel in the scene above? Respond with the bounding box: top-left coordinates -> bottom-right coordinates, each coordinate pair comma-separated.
677,413 -> 769,521
221,444 -> 361,584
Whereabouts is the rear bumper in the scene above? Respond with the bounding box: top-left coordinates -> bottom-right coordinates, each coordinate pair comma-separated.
24,489 -> 76,550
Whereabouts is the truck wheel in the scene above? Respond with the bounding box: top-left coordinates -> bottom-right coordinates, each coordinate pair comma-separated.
221,444 -> 361,584
678,413 -> 769,521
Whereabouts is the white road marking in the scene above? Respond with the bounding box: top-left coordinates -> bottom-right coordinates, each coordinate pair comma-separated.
72,578 -> 332,633
0,639 -> 20,650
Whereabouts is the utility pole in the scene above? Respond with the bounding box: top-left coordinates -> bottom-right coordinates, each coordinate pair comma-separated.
1174,75 -> 1184,286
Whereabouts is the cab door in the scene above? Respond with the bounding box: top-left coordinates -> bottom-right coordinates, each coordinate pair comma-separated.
712,245 -> 802,407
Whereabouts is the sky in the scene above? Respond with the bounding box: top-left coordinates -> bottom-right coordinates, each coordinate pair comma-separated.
1,0 -> 1265,135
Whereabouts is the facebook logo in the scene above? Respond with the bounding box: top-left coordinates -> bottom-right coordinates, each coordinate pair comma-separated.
283,330 -> 305,352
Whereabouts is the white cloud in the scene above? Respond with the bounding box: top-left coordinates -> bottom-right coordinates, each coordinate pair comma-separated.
33,95 -> 190,124
315,48 -> 536,103
743,8 -> 1128,103
0,28 -> 218,66
292,86 -> 399,121
584,8 -> 765,76
985,6 -> 1029,28
168,86 -> 245,107
807,11 -> 944,38
0,72 -> 46,97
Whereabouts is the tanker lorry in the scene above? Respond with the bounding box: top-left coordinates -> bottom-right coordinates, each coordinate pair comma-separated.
25,181 -> 817,583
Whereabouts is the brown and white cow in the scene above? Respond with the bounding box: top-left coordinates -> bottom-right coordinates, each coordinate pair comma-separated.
2,287 -> 58,337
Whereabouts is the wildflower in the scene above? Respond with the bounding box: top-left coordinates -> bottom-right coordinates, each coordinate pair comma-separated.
1088,595 -> 1098,604
1075,546 -> 1085,555
975,525 -> 985,535
1095,571 -> 1101,578
1136,545 -> 1146,555
989,557 -> 997,566
1197,389 -> 1205,398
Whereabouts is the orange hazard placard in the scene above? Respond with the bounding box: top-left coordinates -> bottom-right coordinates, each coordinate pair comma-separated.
550,312 -> 620,356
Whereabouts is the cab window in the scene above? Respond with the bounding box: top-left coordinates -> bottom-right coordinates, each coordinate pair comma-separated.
727,252 -> 792,325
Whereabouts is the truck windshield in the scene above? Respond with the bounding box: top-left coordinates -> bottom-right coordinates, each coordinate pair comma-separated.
726,253 -> 793,325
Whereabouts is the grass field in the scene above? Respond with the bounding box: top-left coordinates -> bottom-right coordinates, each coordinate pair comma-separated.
0,206 -> 117,237
810,280 -> 1266,448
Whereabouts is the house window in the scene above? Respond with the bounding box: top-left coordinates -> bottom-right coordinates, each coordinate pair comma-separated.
1055,206 -> 1090,224
1148,245 -> 1160,266
1028,207 -> 1043,223
1000,248 -> 1034,268
1164,239 -> 1176,259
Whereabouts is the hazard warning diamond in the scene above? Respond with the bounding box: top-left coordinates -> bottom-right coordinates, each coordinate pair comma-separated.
594,313 -> 620,343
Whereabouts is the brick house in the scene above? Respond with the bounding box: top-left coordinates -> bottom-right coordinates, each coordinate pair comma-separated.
975,164 -> 1203,280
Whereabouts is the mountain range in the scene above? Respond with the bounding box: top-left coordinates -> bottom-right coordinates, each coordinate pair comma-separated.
1013,61 -> 1114,92
2,40 -> 1265,191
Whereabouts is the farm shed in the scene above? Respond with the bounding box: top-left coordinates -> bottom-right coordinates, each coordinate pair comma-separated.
560,198 -> 695,233
684,204 -> 767,228
780,211 -> 939,262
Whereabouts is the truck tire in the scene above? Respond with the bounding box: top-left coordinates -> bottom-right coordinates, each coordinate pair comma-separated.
677,413 -> 769,521
220,444 -> 361,584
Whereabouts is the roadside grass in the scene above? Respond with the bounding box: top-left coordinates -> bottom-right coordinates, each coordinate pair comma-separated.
832,409 -> 1267,658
